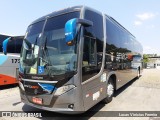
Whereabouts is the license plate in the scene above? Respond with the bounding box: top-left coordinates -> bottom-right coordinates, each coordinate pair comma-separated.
32,97 -> 43,105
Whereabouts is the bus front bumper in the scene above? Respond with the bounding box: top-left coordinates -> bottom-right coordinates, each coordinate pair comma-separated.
20,88 -> 83,113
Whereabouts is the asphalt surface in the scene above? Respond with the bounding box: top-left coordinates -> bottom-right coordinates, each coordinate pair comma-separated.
0,69 -> 160,120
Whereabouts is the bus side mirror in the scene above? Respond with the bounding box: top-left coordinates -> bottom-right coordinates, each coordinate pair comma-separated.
2,37 -> 11,55
65,18 -> 93,46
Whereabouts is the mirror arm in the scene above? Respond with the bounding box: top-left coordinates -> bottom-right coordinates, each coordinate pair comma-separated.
77,19 -> 93,27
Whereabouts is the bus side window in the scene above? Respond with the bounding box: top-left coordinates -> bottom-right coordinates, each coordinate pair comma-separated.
8,40 -> 16,53
0,39 -> 2,53
83,36 -> 96,66
82,36 -> 97,82
82,9 -> 104,82
15,38 -> 23,53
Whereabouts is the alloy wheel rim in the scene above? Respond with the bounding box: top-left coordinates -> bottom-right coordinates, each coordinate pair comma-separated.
107,83 -> 114,97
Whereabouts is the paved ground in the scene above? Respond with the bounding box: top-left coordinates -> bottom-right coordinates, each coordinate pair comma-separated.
0,69 -> 160,120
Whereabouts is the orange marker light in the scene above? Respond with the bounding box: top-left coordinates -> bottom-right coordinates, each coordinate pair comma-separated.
67,41 -> 72,46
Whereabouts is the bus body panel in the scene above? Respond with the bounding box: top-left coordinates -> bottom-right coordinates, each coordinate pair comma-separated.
82,73 -> 107,111
0,74 -> 17,85
0,53 -> 19,85
0,35 -> 23,86
19,74 -> 85,111
105,15 -> 143,90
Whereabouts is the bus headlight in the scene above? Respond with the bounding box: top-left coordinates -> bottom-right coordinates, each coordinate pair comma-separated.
54,85 -> 75,96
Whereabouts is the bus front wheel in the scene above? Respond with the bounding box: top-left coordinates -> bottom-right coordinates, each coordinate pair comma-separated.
103,78 -> 114,103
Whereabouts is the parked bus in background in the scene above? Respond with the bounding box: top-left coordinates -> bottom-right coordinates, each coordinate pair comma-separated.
3,6 -> 143,113
0,35 -> 23,86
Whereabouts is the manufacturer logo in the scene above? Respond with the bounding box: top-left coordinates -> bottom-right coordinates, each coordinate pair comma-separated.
31,76 -> 43,80
24,85 -> 39,89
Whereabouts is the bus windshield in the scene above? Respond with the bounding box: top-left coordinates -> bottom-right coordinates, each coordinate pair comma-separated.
20,12 -> 80,76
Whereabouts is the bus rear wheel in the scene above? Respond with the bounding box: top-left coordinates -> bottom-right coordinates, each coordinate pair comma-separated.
103,78 -> 114,103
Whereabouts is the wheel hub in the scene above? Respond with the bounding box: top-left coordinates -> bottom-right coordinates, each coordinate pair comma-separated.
107,83 -> 114,97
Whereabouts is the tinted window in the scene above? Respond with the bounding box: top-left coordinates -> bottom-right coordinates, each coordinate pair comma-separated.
105,17 -> 142,72
44,12 -> 80,32
82,36 -> 97,82
84,10 -> 103,41
15,37 -> 23,53
82,10 -> 104,82
82,36 -> 103,82
0,35 -> 9,52
0,35 -> 23,53
106,17 -> 142,54
7,39 -> 16,53
27,21 -> 45,37
106,18 -> 123,48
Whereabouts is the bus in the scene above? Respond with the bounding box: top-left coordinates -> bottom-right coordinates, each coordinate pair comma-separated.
0,35 -> 23,86
3,6 -> 143,112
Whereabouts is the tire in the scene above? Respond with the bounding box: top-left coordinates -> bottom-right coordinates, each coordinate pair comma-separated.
103,78 -> 114,103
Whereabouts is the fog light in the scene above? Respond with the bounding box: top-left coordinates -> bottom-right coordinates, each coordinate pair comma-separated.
68,104 -> 74,109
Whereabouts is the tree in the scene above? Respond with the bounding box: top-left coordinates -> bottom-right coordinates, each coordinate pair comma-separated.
143,54 -> 149,63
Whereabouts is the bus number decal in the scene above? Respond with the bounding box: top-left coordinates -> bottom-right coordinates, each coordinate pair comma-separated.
11,59 -> 20,63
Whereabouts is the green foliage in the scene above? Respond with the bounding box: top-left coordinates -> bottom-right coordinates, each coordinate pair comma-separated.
143,54 -> 149,63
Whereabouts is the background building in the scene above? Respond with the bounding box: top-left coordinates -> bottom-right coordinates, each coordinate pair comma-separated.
146,54 -> 160,69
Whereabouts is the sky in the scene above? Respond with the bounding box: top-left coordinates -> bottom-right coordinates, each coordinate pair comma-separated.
0,0 -> 160,54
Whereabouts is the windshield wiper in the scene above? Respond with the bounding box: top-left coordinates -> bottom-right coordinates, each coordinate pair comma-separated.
23,39 -> 31,50
33,36 -> 38,53
40,37 -> 52,75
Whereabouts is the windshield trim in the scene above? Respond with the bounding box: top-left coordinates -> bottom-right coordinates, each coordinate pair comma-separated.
22,79 -> 58,83
31,10 -> 80,26
21,11 -> 80,76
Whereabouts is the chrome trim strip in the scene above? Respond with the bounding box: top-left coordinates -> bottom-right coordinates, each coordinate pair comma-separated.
22,79 -> 58,83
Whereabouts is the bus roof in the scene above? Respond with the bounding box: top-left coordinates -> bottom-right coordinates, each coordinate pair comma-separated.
31,6 -> 83,25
